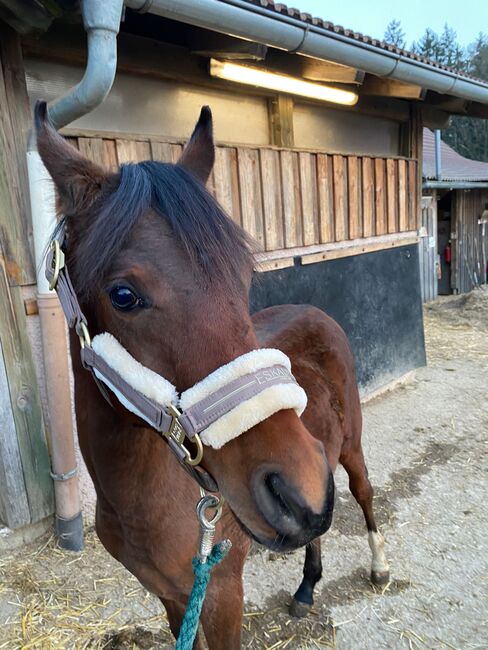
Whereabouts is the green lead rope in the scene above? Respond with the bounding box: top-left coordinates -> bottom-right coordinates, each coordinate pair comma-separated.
175,540 -> 232,650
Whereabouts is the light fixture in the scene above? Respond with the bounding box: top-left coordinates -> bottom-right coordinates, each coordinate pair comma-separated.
210,59 -> 358,106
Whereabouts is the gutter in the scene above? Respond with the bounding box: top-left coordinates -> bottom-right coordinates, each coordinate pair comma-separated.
26,0 -> 124,551
124,0 -> 488,105
423,180 -> 488,189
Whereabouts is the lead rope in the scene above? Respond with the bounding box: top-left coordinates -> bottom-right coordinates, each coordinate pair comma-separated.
175,493 -> 232,650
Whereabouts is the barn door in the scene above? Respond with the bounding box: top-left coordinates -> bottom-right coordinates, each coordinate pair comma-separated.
418,196 -> 438,302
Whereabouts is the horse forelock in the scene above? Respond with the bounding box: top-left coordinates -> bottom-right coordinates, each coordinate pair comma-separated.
68,160 -> 254,301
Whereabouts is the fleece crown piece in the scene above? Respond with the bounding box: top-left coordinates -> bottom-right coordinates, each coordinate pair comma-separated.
90,333 -> 307,449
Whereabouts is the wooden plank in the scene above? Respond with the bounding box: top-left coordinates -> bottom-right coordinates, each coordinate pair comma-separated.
374,158 -> 387,235
78,138 -> 105,166
280,150 -> 303,248
361,77 -> 425,99
398,159 -> 408,231
316,154 -> 334,243
408,160 -> 418,231
300,235 -> 419,265
213,147 -> 242,226
237,148 -> 265,249
386,158 -> 397,234
0,259 -> 53,526
362,158 -> 375,238
299,152 -> 319,246
0,23 -> 35,286
0,339 -> 31,528
259,149 -> 284,250
103,140 -> 119,171
116,139 -> 152,163
268,95 -> 294,147
347,156 -> 362,240
333,155 -> 348,241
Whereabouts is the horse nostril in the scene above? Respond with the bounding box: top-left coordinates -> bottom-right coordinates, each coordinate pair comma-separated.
264,473 -> 301,522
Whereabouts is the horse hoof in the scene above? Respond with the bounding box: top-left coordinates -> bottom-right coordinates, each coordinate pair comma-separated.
289,598 -> 311,618
371,569 -> 390,586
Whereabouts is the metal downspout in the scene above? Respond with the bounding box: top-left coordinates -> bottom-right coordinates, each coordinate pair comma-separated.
435,130 -> 442,181
124,0 -> 488,105
26,0 -> 124,551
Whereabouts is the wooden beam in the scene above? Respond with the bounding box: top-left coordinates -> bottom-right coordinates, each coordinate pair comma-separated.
361,76 -> 426,100
265,50 -> 364,85
189,32 -> 267,60
268,95 -> 294,147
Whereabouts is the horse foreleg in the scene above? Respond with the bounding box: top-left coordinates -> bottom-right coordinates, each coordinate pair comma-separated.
200,575 -> 244,650
341,445 -> 390,585
160,598 -> 205,650
290,537 -> 322,618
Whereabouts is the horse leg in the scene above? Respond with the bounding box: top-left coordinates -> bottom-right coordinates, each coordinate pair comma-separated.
341,445 -> 390,585
160,598 -> 205,650
199,575 -> 244,650
290,537 -> 322,617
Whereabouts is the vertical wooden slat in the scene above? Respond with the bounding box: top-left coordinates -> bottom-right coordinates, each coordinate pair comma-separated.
151,141 -> 176,163
280,150 -> 303,248
316,154 -> 334,243
103,140 -> 119,170
362,157 -> 375,238
299,152 -> 319,246
78,138 -> 105,166
374,158 -> 387,235
0,23 -> 35,285
260,149 -> 284,250
237,148 -> 265,249
268,95 -> 294,147
408,160 -> 418,231
116,139 -> 151,163
398,159 -> 408,231
386,158 -> 397,234
333,155 -> 348,241
347,156 -> 361,240
213,146 -> 242,225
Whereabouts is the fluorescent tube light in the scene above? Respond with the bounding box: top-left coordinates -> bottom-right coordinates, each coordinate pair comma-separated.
210,59 -> 358,106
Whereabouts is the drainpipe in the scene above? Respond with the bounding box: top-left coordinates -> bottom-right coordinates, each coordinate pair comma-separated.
435,130 -> 442,181
124,0 -> 488,105
26,0 -> 124,551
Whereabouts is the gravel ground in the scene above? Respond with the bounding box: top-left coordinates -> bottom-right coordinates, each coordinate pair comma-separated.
0,289 -> 487,649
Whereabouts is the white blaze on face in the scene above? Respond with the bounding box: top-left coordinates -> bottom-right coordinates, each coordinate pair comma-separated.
368,530 -> 390,574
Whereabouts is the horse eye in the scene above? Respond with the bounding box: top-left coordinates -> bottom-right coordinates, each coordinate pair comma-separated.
109,286 -> 141,311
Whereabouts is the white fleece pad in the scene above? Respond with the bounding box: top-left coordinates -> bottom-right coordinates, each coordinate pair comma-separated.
199,382 -> 307,449
91,332 -> 178,407
180,348 -> 308,450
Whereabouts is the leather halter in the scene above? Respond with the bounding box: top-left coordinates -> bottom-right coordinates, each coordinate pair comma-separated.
46,227 -> 305,492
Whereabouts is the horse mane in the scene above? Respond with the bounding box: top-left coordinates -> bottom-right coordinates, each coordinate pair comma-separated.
69,161 -> 254,300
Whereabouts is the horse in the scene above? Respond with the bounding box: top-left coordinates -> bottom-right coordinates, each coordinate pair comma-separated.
35,101 -> 389,649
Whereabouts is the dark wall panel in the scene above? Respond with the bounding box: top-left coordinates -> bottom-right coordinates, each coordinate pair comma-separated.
250,245 -> 426,392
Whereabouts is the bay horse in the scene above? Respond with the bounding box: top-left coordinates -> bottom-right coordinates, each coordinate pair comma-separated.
35,101 -> 389,649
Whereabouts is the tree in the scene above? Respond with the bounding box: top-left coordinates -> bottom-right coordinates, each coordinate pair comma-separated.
411,28 -> 441,61
384,19 -> 406,49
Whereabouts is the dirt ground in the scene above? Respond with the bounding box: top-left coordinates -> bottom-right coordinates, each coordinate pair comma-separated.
1,289 -> 487,650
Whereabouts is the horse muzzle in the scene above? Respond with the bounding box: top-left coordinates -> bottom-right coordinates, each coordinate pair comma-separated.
252,465 -> 335,551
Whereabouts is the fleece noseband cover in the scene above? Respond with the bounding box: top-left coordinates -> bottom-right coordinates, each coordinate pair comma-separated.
91,333 -> 307,449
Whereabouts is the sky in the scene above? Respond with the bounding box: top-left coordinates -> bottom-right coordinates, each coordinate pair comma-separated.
290,0 -> 488,49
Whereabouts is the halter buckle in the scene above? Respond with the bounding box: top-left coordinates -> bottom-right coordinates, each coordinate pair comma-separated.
48,239 -> 65,291
164,404 -> 204,467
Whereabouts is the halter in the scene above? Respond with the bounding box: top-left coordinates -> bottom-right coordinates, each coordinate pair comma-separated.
46,227 -> 307,492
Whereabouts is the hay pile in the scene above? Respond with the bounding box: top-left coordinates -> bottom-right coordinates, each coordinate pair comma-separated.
0,527 -> 172,649
424,288 -> 488,361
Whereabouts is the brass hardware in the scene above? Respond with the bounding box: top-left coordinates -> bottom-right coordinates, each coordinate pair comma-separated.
48,239 -> 65,291
78,321 -> 91,349
165,404 -> 204,467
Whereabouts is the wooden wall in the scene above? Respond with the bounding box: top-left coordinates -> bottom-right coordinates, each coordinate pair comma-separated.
0,23 -> 53,529
69,134 -> 419,257
453,188 -> 488,292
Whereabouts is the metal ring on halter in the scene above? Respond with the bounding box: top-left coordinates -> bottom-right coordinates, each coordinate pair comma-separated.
196,494 -> 223,529
78,321 -> 91,349
48,239 -> 65,291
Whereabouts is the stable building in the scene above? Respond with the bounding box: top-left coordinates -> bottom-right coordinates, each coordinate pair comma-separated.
420,129 -> 488,301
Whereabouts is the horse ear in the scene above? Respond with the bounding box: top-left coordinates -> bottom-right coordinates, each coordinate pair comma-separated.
34,100 -> 110,215
177,106 -> 215,184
